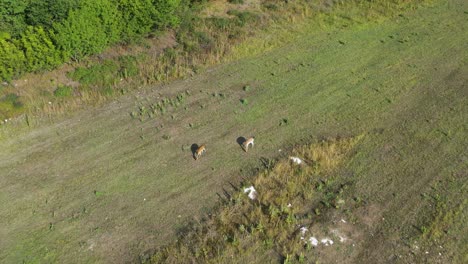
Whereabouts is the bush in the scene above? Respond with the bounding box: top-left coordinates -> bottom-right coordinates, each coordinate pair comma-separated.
53,85 -> 73,97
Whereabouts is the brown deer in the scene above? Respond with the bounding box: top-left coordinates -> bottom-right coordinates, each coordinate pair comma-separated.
242,137 -> 255,152
194,144 -> 206,160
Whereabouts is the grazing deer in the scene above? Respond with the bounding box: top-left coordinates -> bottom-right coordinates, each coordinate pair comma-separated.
242,137 -> 255,152
194,144 -> 206,160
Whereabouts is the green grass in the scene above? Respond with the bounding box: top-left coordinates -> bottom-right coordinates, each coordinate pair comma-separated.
0,0 -> 467,263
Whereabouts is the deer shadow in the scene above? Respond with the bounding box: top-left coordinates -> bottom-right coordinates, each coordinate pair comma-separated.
191,143 -> 199,160
236,137 -> 246,151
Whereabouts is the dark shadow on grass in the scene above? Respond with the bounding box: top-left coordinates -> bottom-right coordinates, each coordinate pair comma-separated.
191,143 -> 199,160
236,136 -> 246,151
216,188 -> 233,203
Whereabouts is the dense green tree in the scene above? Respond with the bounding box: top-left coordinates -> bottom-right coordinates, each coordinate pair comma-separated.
0,0 -> 28,37
153,0 -> 181,28
53,0 -> 121,60
17,26 -> 62,72
117,0 -> 157,41
0,33 -> 25,80
24,0 -> 80,29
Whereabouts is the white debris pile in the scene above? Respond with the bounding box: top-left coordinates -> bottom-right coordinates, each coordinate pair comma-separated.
309,237 -> 319,246
321,238 -> 334,246
298,226 -> 351,248
299,226 -> 308,240
243,186 -> 257,200
331,229 -> 347,242
289,156 -> 303,165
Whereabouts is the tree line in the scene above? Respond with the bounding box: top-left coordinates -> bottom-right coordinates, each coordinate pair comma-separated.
0,0 -> 181,80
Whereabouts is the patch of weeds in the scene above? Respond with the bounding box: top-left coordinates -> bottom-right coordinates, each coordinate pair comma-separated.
279,118 -> 289,126
181,144 -> 191,151
68,60 -> 119,87
93,190 -> 103,197
207,17 -> 234,31
54,85 -> 73,98
162,134 -> 171,140
240,98 -> 248,105
228,0 -> 244,4
195,31 -> 214,51
133,92 -> 189,121
263,3 -> 278,10
118,55 -> 139,79
243,85 -> 251,92
100,86 -> 114,96
0,93 -> 24,120
227,10 -> 260,27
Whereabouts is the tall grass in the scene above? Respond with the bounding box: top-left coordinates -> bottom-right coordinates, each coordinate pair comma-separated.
150,135 -> 363,263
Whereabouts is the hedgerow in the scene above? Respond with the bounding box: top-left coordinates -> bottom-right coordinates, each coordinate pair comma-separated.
0,0 -> 181,80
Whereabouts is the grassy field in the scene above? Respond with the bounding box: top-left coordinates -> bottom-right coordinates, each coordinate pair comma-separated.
1,0 -> 467,263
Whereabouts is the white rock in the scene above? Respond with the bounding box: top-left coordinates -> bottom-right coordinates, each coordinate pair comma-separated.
289,156 -> 303,165
243,186 -> 257,200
